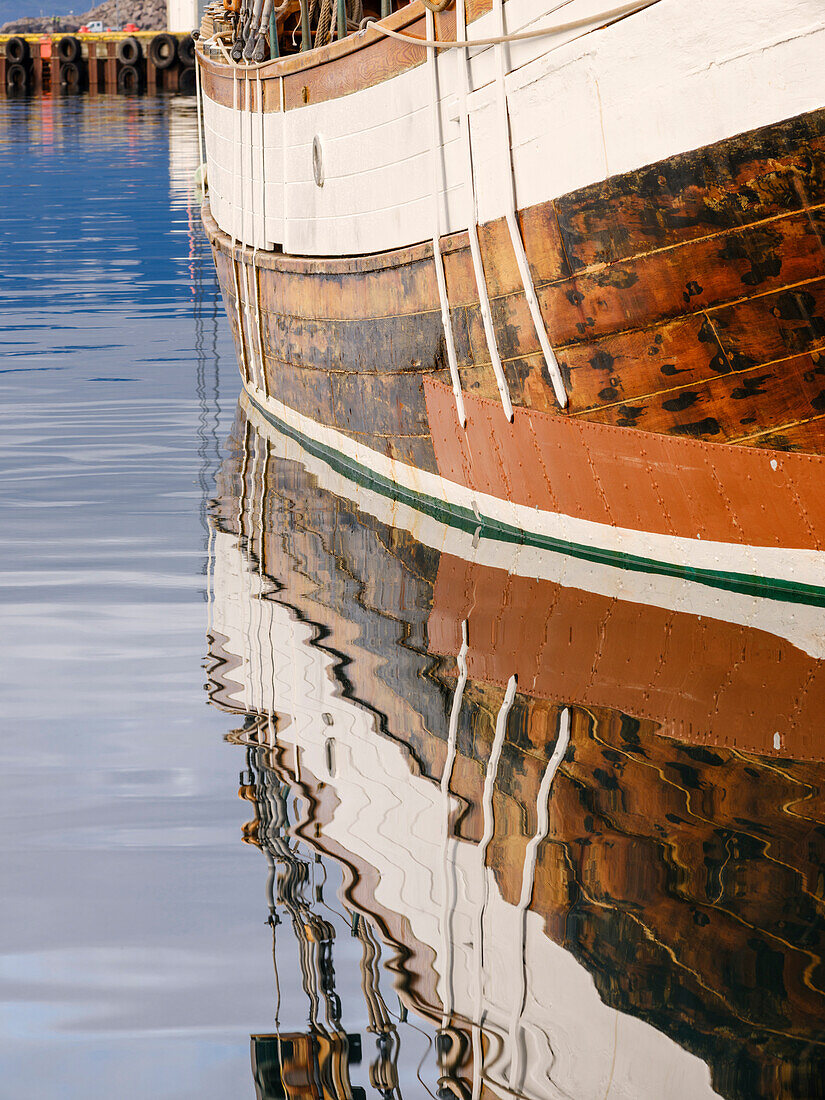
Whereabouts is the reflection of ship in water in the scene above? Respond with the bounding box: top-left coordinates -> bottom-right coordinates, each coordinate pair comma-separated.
238,740 -> 368,1100
207,396 -> 825,1100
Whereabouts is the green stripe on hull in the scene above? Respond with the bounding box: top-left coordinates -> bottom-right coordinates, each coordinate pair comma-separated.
248,393 -> 825,610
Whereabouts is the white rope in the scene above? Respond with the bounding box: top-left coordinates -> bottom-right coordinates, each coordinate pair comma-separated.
426,7 -> 466,428
359,0 -> 659,49
252,260 -> 268,394
200,0 -> 658,68
257,67 -> 267,245
245,69 -> 252,249
231,66 -> 251,385
490,0 -> 568,408
455,0 -> 512,421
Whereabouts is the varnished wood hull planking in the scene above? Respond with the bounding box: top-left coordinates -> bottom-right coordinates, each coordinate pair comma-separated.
203,106 -> 825,599
206,106 -> 825,445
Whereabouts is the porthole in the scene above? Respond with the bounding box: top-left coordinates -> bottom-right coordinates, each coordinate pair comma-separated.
312,134 -> 324,188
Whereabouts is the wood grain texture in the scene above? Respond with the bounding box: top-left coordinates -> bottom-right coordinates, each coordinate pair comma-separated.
205,107 -> 825,456
198,5 -> 456,112
555,110 -> 825,270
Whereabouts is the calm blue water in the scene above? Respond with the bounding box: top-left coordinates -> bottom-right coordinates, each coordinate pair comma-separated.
3,93 -> 825,1100
0,92 -> 440,1100
0,95 -> 285,1099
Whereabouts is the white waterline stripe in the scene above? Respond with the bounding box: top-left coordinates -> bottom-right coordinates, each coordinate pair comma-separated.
243,380 -> 825,594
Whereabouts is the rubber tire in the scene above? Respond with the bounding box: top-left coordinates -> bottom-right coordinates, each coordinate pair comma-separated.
177,33 -> 195,67
57,35 -> 81,63
148,33 -> 177,69
60,61 -> 82,89
5,36 -> 29,62
178,66 -> 196,94
116,35 -> 141,64
5,62 -> 28,90
117,63 -> 140,93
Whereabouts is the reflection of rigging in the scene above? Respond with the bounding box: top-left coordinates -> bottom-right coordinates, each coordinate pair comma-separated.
204,403 -> 825,1100
188,180 -> 223,543
240,734 -> 376,1100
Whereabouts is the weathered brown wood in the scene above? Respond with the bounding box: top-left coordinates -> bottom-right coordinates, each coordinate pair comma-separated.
711,278 -> 825,365
573,349 -> 825,444
256,253 -> 438,323
736,414 -> 825,452
555,314 -> 729,411
204,105 -> 825,457
555,109 -> 825,270
450,203 -> 825,363
260,306 -> 470,374
198,5 -> 454,111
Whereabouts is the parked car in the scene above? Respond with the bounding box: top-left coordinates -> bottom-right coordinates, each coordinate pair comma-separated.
84,20 -> 104,32
123,22 -> 139,31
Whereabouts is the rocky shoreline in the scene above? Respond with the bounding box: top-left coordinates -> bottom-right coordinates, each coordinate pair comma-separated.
1,0 -> 166,33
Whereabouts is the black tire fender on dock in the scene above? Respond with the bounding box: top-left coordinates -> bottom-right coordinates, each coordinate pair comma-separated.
5,36 -> 30,63
148,33 -> 177,69
117,63 -> 140,93
60,61 -> 82,89
117,36 -> 142,64
57,35 -> 81,63
5,62 -> 29,90
178,67 -> 196,94
177,34 -> 195,67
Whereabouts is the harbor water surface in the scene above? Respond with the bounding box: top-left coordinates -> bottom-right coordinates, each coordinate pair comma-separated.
1,96 -> 824,1100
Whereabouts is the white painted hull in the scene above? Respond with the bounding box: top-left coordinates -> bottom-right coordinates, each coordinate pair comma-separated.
201,0 -> 825,256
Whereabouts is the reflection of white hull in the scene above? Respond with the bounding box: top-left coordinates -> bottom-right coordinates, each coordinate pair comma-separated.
240,393 -> 825,660
210,526 -> 721,1100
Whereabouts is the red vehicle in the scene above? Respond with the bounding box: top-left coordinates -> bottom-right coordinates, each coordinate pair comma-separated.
123,22 -> 139,31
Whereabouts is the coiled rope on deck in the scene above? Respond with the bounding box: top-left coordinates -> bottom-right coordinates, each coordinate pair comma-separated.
311,0 -> 363,47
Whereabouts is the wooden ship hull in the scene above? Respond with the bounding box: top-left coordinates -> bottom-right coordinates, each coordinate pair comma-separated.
197,0 -> 825,605
206,399 -> 825,1100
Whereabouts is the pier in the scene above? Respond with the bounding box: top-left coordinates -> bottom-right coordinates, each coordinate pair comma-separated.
1,31 -> 195,94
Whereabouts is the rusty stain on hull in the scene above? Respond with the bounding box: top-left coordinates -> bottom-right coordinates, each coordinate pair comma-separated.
204,107 -> 825,467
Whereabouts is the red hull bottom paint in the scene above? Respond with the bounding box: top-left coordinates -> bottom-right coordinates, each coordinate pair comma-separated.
427,553 -> 825,761
425,378 -> 825,553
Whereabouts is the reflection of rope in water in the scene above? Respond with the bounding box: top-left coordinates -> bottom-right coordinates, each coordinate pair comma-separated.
472,675 -> 516,1100
507,708 -> 571,1096
190,185 -> 223,544
440,621 -> 468,1030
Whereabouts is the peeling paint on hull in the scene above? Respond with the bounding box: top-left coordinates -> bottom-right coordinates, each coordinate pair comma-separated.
203,103 -> 825,601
